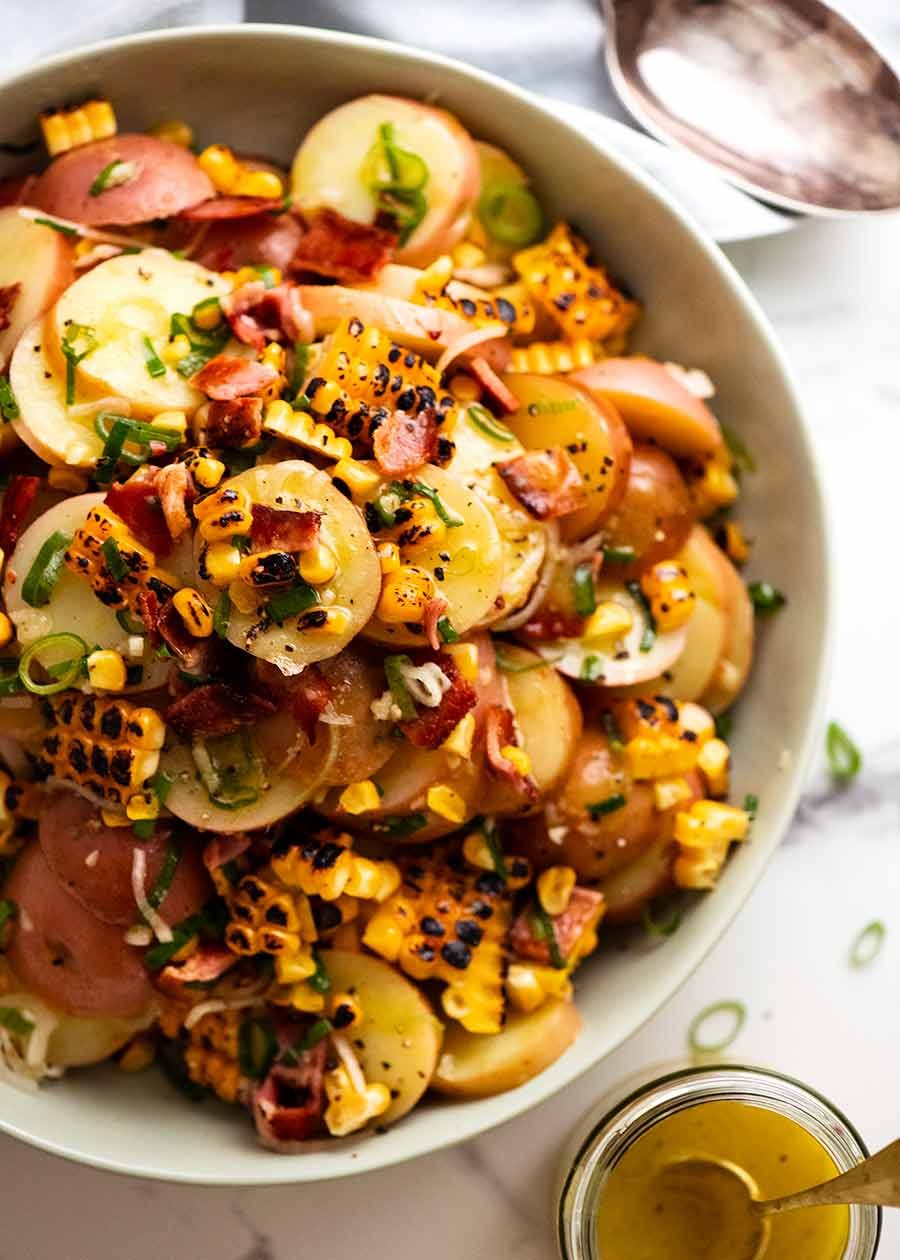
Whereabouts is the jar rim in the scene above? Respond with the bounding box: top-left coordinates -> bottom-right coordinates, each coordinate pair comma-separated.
557,1063 -> 882,1260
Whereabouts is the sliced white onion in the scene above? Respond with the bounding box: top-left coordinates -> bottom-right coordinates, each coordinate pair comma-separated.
74,243 -> 124,270
663,361 -> 715,399
184,995 -> 263,1031
318,703 -> 353,726
491,520 -> 561,632
435,323 -> 508,377
131,847 -> 173,945
452,263 -> 512,288
397,660 -> 452,708
18,207 -> 150,250
331,1030 -> 367,1097
68,396 -> 132,417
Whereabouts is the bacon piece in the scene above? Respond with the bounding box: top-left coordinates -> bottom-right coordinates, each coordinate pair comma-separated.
205,397 -> 264,448
203,832 -> 252,874
510,887 -> 605,965
179,195 -> 286,221
250,503 -> 320,552
136,589 -> 160,646
399,653 -> 477,750
0,474 -> 40,554
191,354 -> 278,402
468,356 -> 520,413
222,280 -> 314,350
522,608 -> 584,641
0,174 -> 37,209
496,447 -> 586,521
156,461 -> 195,540
484,704 -> 538,801
252,659 -> 333,743
423,594 -> 449,652
155,943 -> 237,998
372,407 -> 438,476
165,681 -> 276,740
252,1039 -> 327,1150
104,468 -> 173,557
0,282 -> 21,333
292,207 -> 396,283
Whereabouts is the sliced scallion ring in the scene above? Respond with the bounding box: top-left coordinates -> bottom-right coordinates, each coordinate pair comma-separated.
477,181 -> 543,247
530,900 -> 566,970
60,323 -> 98,406
142,335 -> 166,379
238,1016 -> 277,1080
383,654 -> 417,721
687,999 -> 747,1055
467,403 -> 515,443
146,840 -> 181,910
826,721 -> 862,783
18,632 -> 88,695
626,579 -> 657,652
572,561 -> 597,617
849,920 -> 885,969
21,530 -> 71,608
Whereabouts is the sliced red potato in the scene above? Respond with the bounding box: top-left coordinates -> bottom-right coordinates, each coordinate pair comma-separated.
697,529 -> 754,713
600,444 -> 694,575
598,836 -> 677,924
187,210 -> 303,273
500,374 -> 633,541
291,94 -> 479,266
431,998 -> 581,1098
572,358 -> 723,457
3,842 -> 155,1018
324,949 -> 442,1125
203,461 -> 380,673
44,249 -> 230,418
31,134 -> 214,226
9,320 -> 95,467
363,465 -> 505,649
0,207 -> 74,370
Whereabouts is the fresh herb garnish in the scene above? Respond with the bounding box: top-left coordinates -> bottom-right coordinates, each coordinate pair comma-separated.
436,615 -> 459,644
33,216 -> 78,237
387,479 -> 464,528
602,710 -> 625,753
282,1017 -> 332,1064
374,812 -> 428,837
742,793 -> 759,820
572,561 -> 597,617
213,591 -> 231,639
826,721 -> 861,784
580,654 -> 604,682
626,579 -> 656,651
714,711 -> 734,741
642,903 -> 683,938
362,121 -> 429,245
602,545 -> 637,566
383,654 -> 418,720
849,920 -> 885,970
721,423 -> 756,474
101,536 -> 129,581
89,158 -> 139,196
144,838 -> 180,909
480,817 -> 508,881
143,900 -> 228,970
530,900 -> 566,970
238,1016 -> 278,1080
0,1007 -> 34,1037
265,581 -> 319,625
61,323 -> 98,405
748,581 -> 785,614
307,952 -> 331,994
0,899 -> 17,937
0,376 -> 19,422
477,181 -> 543,247
132,771 -> 175,840
21,530 -> 71,607
141,334 -> 166,379
17,632 -> 87,695
587,793 -> 626,820
467,403 -> 515,443
94,411 -> 181,482
290,341 -> 311,400
116,608 -> 144,635
687,1000 -> 746,1055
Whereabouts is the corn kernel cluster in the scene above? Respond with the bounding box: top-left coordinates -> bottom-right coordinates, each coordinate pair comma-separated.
65,505 -> 179,616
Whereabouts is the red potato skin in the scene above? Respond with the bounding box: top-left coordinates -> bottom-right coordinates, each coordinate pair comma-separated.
3,843 -> 155,1018
600,443 -> 695,576
185,212 -> 304,273
38,792 -> 212,927
32,134 -> 214,226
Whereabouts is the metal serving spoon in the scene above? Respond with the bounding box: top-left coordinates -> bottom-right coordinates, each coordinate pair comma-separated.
654,1138 -> 900,1260
600,0 -> 900,214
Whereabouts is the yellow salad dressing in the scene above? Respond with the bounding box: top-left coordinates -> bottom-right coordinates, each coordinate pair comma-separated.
595,1100 -> 850,1260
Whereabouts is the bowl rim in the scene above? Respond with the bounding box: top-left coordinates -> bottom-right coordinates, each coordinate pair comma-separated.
0,21 -> 834,1185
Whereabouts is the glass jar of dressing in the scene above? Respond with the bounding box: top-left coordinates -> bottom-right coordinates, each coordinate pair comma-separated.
557,1065 -> 881,1260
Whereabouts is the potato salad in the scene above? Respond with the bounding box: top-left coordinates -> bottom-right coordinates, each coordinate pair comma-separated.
0,94 -> 760,1150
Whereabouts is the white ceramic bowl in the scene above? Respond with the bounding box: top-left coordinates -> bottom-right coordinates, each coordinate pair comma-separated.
0,24 -> 830,1184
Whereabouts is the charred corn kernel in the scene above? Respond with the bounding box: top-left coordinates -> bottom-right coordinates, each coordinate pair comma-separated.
723,520 -> 751,565
679,701 -> 715,746
272,835 -> 397,906
462,830 -> 494,872
452,241 -> 487,269
192,457 -> 226,489
299,543 -> 337,586
514,222 -> 639,343
536,865 -> 576,917
697,738 -> 730,797
184,1011 -> 242,1103
448,373 -> 481,402
675,800 -> 750,852
310,607 -> 351,635
506,963 -> 573,1013
509,337 -> 600,374
151,410 -> 187,437
259,341 -> 286,377
654,775 -> 693,812
151,118 -> 193,148
324,1064 -> 391,1137
126,790 -> 160,822
500,744 -> 532,777
344,856 -> 399,903
415,254 -> 455,293
626,734 -> 699,781
173,587 -> 213,637
233,169 -> 284,199
197,143 -> 241,192
390,496 -> 446,555
376,542 -> 400,574
87,649 -> 127,692
688,449 -> 739,517
0,614 -> 12,650
195,486 -> 253,542
364,854 -> 511,1035
338,780 -> 381,815
40,99 -> 116,156
40,694 -> 164,808
640,561 -> 695,632
65,503 -> 180,617
328,991 -> 363,1031
47,468 -> 89,493
493,282 -> 536,336
274,951 -> 317,985
445,641 -> 479,683
583,600 -> 633,640
376,566 -> 435,624
310,317 -> 441,418
426,784 -> 467,824
101,809 -> 131,828
442,710 -> 476,758
164,333 -> 193,365
239,549 -> 297,589
261,399 -> 353,461
674,841 -> 730,890
330,457 -> 383,503
117,1036 -> 155,1072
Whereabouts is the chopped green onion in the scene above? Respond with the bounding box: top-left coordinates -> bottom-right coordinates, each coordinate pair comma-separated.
0,376 -> 19,422
602,710 -> 625,754
602,545 -> 636,565
530,901 -> 566,970
145,840 -> 180,910
89,158 -> 139,196
116,609 -> 144,635
21,531 -> 71,607
33,216 -> 78,237
265,581 -> 319,625
141,335 -> 166,379
133,771 -> 175,840
18,632 -> 88,695
714,711 -> 734,740
436,615 -> 459,644
467,403 -> 515,443
61,323 -> 98,406
580,654 -> 604,682
721,423 -> 756,474
282,1017 -> 332,1063
94,412 -> 180,482
370,494 -> 397,529
743,793 -> 759,820
362,122 -> 430,245
383,654 -> 418,721
826,721 -> 861,783
208,785 -> 259,811
687,999 -> 746,1055
308,952 -> 331,994
748,581 -> 785,614
0,661 -> 24,698
238,1016 -> 277,1080
0,1007 -> 34,1037
375,812 -> 427,837
190,296 -> 222,326
231,534 -> 253,554
253,264 -> 279,289
0,899 -> 17,936
143,901 -> 227,970
477,181 -> 543,247
101,537 -> 129,581
213,591 -> 231,638
394,480 -> 464,528
626,579 -> 656,652
572,561 -> 597,617
642,904 -> 682,938
494,648 -> 547,674
587,793 -> 626,819
849,920 -> 885,970
291,341 -> 311,400
480,818 -> 508,881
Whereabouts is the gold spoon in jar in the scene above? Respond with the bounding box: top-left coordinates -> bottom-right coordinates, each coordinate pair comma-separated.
600,0 -> 900,215
654,1139 -> 900,1260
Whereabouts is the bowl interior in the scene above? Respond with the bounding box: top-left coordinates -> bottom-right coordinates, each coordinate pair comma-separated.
0,25 -> 829,1184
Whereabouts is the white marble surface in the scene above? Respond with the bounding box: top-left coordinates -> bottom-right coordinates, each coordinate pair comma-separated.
4,7 -> 900,1260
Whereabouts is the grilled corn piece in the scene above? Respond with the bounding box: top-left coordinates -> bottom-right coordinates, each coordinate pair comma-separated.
271,835 -> 401,905
184,1009 -> 243,1103
40,99 -> 117,156
508,338 -> 600,374
65,504 -> 179,616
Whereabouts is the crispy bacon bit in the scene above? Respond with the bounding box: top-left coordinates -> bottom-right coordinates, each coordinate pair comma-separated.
485,704 -> 538,801
252,1039 -> 327,1150
165,682 -> 276,740
155,943 -> 237,998
510,887 -> 605,965
0,282 -> 21,333
372,407 -> 438,477
205,397 -> 264,448
250,503 -> 320,552
156,461 -> 195,540
0,474 -> 40,554
191,354 -> 278,402
496,447 -> 585,521
221,280 -> 314,351
179,195 -> 286,221
423,594 -> 449,652
468,356 -> 520,413
399,653 -> 477,750
292,207 -> 396,283
136,589 -> 160,645
104,468 -> 173,557
203,832 -> 252,874
522,608 -> 584,641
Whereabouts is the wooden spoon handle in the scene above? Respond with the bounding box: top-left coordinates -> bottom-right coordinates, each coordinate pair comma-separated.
761,1138 -> 900,1215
